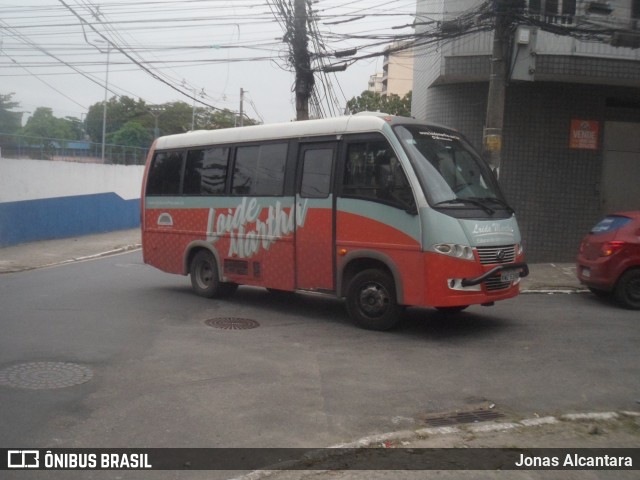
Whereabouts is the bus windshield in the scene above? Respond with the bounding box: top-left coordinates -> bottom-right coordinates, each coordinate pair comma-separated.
394,125 -> 506,210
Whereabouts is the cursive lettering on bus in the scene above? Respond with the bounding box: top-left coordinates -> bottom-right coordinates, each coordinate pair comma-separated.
206,197 -> 309,258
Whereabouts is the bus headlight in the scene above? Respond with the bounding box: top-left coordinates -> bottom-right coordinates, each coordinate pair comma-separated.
433,243 -> 474,261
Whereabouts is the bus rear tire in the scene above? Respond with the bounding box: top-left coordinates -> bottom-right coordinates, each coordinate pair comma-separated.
190,250 -> 237,298
346,269 -> 401,331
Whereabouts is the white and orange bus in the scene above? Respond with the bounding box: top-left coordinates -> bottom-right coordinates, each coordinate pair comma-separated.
141,114 -> 528,330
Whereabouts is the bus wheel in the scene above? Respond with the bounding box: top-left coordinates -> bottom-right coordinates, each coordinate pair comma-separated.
346,269 -> 401,331
190,250 -> 237,298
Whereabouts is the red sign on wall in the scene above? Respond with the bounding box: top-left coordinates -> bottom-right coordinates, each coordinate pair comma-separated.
570,119 -> 600,150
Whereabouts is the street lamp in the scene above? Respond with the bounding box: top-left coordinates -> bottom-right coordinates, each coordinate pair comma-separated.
182,81 -> 205,131
95,39 -> 111,163
148,105 -> 165,139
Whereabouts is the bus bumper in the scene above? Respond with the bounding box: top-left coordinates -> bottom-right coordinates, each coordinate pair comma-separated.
422,253 -> 528,308
460,263 -> 529,287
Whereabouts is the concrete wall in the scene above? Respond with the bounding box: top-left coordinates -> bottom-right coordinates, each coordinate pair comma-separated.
0,158 -> 144,247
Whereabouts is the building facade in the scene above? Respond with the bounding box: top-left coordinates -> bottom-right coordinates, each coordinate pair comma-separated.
367,72 -> 384,93
382,41 -> 414,97
412,0 -> 640,261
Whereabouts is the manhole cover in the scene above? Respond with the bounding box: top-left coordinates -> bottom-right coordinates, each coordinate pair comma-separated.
205,317 -> 260,330
420,407 -> 504,427
0,362 -> 93,390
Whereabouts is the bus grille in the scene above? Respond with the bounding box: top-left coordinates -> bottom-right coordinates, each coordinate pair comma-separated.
484,276 -> 511,291
476,245 -> 516,265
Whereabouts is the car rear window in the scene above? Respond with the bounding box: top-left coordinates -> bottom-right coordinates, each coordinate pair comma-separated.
590,216 -> 631,234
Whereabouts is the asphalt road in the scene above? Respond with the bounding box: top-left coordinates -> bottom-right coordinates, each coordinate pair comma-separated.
1,251 -> 638,471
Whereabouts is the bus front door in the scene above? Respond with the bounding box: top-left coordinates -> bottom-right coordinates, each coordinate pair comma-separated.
295,142 -> 336,291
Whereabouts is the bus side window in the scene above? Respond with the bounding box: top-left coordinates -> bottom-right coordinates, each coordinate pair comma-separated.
146,151 -> 184,196
183,147 -> 229,195
232,143 -> 288,196
342,141 -> 415,211
301,148 -> 333,198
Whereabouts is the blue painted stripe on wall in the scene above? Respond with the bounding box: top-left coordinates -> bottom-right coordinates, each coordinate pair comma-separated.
0,193 -> 140,247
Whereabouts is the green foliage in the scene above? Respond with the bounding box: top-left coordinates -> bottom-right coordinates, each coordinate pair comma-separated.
21,107 -> 82,142
83,97 -> 258,143
346,91 -> 412,117
2,92 -> 259,145
0,93 -> 23,134
108,121 -> 154,148
85,96 -> 149,143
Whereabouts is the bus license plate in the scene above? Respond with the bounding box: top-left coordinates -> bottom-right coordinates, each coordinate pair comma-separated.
500,270 -> 520,283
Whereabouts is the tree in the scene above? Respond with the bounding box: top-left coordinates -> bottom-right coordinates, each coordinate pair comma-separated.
108,121 -> 153,148
85,96 -> 149,143
0,93 -> 23,134
346,91 -> 412,117
84,97 -> 259,143
201,108 -> 258,130
21,107 -> 79,141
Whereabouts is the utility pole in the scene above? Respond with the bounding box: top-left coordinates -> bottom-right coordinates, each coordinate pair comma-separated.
100,42 -> 111,164
292,0 -> 313,121
483,0 -> 512,179
239,88 -> 244,127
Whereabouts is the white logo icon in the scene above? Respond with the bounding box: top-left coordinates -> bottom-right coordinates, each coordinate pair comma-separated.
8,450 -> 40,468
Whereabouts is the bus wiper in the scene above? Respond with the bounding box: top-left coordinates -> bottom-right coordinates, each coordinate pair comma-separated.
472,197 -> 515,214
434,198 -> 494,215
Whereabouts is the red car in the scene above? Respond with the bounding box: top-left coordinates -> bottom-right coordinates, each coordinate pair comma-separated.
576,211 -> 640,309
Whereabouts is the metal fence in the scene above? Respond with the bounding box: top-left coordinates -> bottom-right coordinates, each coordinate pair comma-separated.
0,133 -> 149,165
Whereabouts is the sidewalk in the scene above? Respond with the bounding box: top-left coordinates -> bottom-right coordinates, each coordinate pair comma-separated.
0,228 -> 585,292
0,228 -> 142,274
230,411 -> 640,480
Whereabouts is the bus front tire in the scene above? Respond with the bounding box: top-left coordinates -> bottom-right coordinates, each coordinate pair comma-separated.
190,250 -> 237,298
346,269 -> 401,331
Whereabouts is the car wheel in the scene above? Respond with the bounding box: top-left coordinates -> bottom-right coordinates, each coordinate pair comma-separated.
614,269 -> 640,310
346,269 -> 402,331
190,250 -> 237,298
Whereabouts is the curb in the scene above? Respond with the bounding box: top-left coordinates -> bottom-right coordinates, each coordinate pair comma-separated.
227,410 -> 640,480
0,244 -> 142,274
521,288 -> 588,294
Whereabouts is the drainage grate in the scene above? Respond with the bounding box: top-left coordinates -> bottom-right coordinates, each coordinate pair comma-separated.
0,362 -> 93,390
420,407 -> 504,427
205,317 -> 260,330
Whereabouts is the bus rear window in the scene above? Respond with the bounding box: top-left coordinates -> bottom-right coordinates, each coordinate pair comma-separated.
146,151 -> 184,195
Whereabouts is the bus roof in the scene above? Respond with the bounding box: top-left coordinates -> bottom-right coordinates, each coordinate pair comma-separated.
153,114 -> 437,151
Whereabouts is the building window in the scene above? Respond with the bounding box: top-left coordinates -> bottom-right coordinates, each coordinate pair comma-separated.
562,0 -> 576,16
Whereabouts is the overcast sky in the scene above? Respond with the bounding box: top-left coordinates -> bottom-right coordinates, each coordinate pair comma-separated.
1,0 -> 419,125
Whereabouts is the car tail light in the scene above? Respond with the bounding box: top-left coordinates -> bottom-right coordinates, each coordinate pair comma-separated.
600,241 -> 626,256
